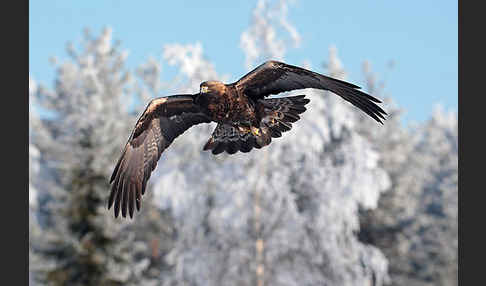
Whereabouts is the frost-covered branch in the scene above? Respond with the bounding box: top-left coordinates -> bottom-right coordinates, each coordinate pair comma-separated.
240,0 -> 301,70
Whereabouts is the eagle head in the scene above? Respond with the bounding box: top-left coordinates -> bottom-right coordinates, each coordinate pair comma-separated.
200,81 -> 226,95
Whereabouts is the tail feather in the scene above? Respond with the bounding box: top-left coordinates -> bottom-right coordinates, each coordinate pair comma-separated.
203,95 -> 310,155
203,124 -> 256,155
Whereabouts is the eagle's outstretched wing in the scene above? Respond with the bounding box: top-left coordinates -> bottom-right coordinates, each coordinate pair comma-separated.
234,60 -> 387,123
108,94 -> 211,218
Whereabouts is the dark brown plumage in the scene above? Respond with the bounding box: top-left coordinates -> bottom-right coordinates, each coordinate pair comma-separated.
109,60 -> 387,218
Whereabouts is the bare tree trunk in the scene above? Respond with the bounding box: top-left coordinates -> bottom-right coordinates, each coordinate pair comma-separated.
253,149 -> 268,286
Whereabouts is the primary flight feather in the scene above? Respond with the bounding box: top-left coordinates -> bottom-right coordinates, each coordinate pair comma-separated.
108,60 -> 387,218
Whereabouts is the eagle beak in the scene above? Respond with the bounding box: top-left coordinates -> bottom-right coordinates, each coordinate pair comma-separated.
200,86 -> 209,93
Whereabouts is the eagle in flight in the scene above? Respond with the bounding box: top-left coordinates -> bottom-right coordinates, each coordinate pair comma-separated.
108,60 -> 387,218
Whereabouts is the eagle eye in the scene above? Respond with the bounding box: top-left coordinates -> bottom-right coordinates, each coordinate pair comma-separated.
200,86 -> 209,94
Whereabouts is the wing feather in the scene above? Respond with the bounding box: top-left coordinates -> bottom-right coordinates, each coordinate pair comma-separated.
234,60 -> 386,123
128,182 -> 135,219
108,94 -> 211,218
121,177 -> 129,218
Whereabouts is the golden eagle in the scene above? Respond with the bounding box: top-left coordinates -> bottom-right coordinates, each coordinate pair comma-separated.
108,60 -> 387,218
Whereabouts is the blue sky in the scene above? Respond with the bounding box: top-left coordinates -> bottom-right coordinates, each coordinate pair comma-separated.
29,0 -> 457,124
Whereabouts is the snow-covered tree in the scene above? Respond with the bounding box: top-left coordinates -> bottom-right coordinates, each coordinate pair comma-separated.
357,64 -> 458,286
29,28 -> 172,285
29,76 -> 39,210
240,0 -> 301,71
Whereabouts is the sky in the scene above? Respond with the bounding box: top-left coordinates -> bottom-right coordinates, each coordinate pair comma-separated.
29,0 -> 457,125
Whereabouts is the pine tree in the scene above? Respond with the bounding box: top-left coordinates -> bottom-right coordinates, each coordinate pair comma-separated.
357,63 -> 458,286
29,28 -> 169,285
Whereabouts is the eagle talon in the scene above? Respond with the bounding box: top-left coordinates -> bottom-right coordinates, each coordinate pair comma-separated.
250,126 -> 261,136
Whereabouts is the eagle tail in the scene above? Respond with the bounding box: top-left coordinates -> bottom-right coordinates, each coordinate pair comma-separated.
203,95 -> 310,155
203,123 -> 259,155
